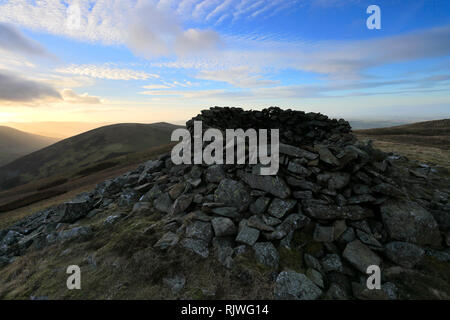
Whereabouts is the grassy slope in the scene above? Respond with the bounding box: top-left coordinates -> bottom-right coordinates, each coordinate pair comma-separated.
0,126 -> 59,167
354,118 -> 450,170
0,122 -> 182,190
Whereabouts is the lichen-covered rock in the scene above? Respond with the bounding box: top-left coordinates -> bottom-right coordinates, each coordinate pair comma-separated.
381,200 -> 441,246
274,271 -> 322,300
385,241 -> 425,268
267,198 -> 297,219
343,240 -> 381,273
214,179 -> 251,212
253,242 -> 279,268
211,217 -> 236,237
238,172 -> 291,199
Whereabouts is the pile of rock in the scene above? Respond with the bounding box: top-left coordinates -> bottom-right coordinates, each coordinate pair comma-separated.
1,107 -> 449,300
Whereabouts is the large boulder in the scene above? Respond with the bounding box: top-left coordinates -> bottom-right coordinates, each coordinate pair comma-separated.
380,200 -> 441,246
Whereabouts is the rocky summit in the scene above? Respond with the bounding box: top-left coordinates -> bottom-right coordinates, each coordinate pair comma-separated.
0,107 -> 449,300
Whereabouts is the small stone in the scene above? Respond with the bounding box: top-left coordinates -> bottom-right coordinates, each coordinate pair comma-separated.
343,240 -> 381,273
248,215 -> 274,232
304,253 -> 323,272
211,207 -> 240,218
211,217 -> 237,237
185,221 -> 213,242
205,165 -> 226,183
306,268 -> 324,288
214,179 -> 251,212
267,198 -> 297,219
253,242 -> 279,269
153,193 -> 173,214
235,226 -> 260,246
163,275 -> 186,294
249,197 -> 271,215
313,225 -> 334,242
182,238 -> 209,258
154,232 -> 179,250
274,271 -> 322,300
170,194 -> 193,215
321,254 -> 344,273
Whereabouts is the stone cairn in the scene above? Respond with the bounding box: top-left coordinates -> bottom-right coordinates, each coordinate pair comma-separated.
1,107 -> 448,299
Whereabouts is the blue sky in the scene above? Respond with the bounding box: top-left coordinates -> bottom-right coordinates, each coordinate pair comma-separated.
0,0 -> 449,125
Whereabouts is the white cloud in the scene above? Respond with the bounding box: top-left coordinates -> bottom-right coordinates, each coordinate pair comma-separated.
61,89 -> 101,104
196,66 -> 278,87
55,64 -> 159,80
0,0 -> 221,59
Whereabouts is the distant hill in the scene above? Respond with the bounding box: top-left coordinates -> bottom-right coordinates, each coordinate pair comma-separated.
0,122 -> 182,190
0,126 -> 59,167
0,121 -> 112,139
355,119 -> 450,170
355,119 -> 450,136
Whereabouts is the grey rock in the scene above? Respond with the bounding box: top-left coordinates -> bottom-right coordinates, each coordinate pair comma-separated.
118,189 -> 139,207
141,184 -> 163,202
53,200 -> 91,223
213,238 -> 234,269
304,253 -> 323,272
315,144 -> 340,166
338,227 -> 356,243
333,220 -> 347,240
249,197 -> 271,215
267,198 -> 297,219
163,275 -> 186,294
343,240 -> 381,273
235,226 -> 260,246
303,201 -> 373,220
292,191 -> 313,200
385,241 -> 425,268
211,217 -> 237,237
306,268 -> 324,288
325,283 -> 348,300
321,254 -> 344,273
153,193 -> 173,214
170,194 -> 193,215
313,225 -> 334,242
181,238 -> 209,258
327,172 -> 350,190
57,226 -> 92,242
274,271 -> 322,300
253,242 -> 279,268
248,215 -> 274,232
380,200 -> 441,246
211,207 -> 240,218
185,221 -> 213,242
266,214 -> 310,240
262,215 -> 282,227
356,230 -> 382,249
104,215 -> 122,225
279,143 -> 318,160
382,282 -> 398,300
238,172 -> 291,199
347,194 -> 376,205
205,164 -> 226,183
214,179 -> 251,212
287,160 -> 310,175
154,232 -> 179,250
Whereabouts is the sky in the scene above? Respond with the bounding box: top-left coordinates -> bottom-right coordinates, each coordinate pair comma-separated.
0,0 -> 449,130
